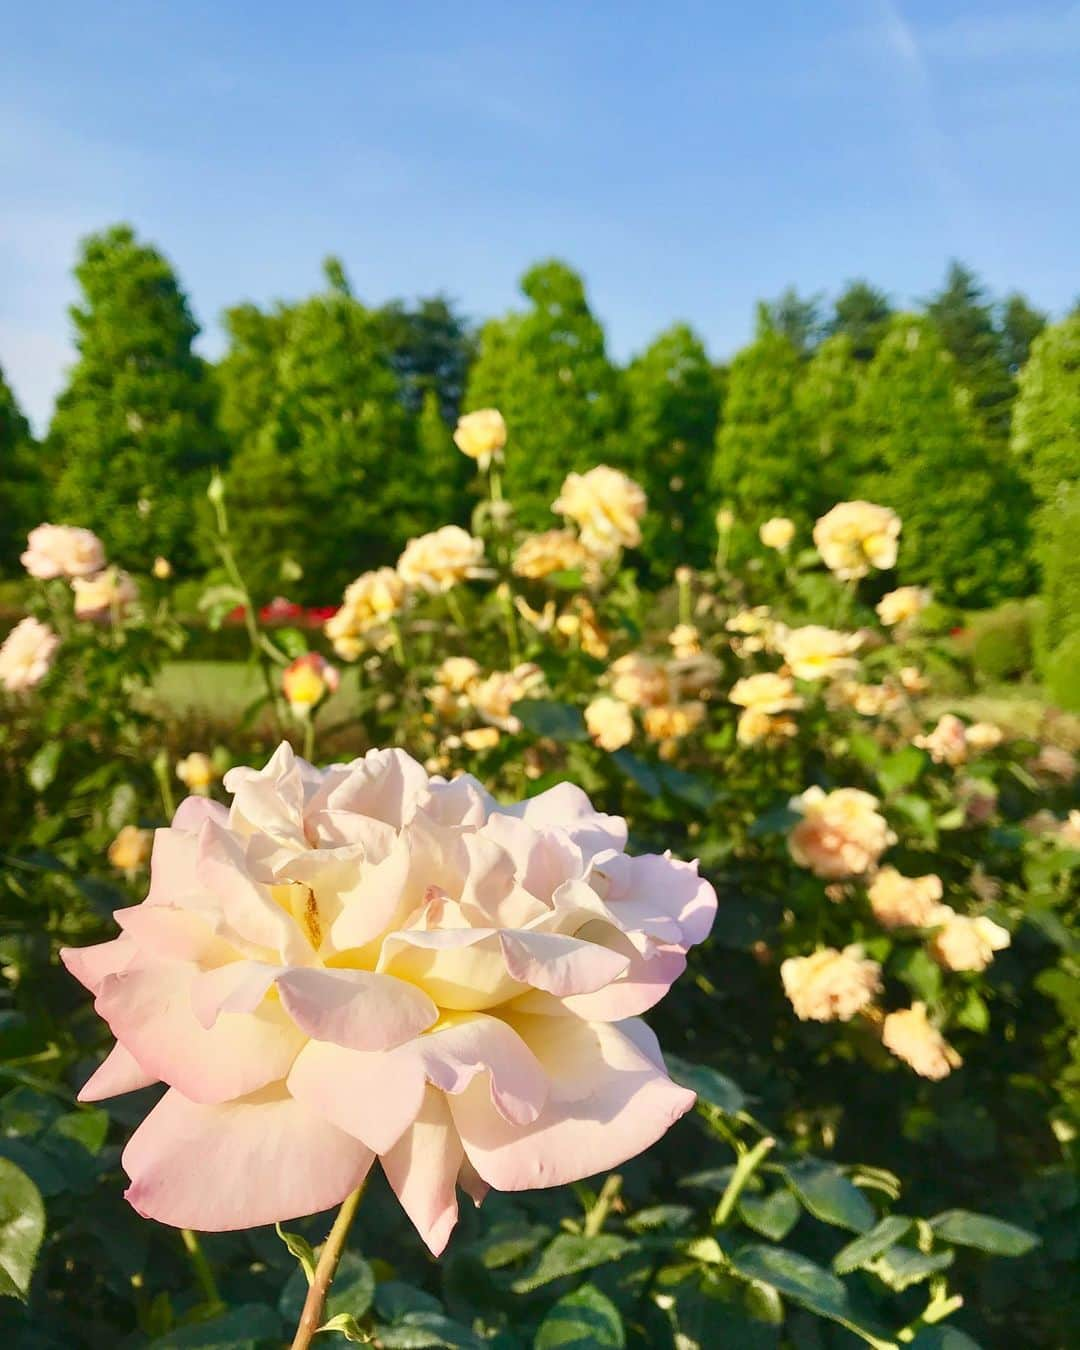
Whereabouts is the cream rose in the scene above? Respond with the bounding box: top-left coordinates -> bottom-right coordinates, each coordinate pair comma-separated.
176,752 -> 216,794
882,1003 -> 962,1079
608,653 -> 671,709
0,616 -> 60,693
643,701 -> 705,744
929,910 -> 1011,973
759,517 -> 796,551
72,568 -> 138,620
813,501 -> 901,580
729,672 -> 803,715
397,526 -> 486,593
867,868 -> 944,929
282,653 -> 339,713
780,626 -> 862,682
736,708 -> 798,746
965,722 -> 1004,752
512,530 -> 588,580
21,524 -> 105,579
915,714 -> 968,766
585,696 -> 635,752
788,786 -> 895,879
471,663 -> 545,733
108,825 -> 153,873
453,408 -> 507,470
781,945 -> 881,1022
876,586 -> 930,627
552,466 -> 646,558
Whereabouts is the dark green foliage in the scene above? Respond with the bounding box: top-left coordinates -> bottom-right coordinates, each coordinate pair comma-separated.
794,333 -> 861,508
967,599 -> 1041,684
1012,313 -> 1080,505
623,324 -> 722,573
925,262 -> 1015,442
0,366 -> 42,576
758,288 -> 824,356
999,293 -> 1047,375
47,224 -> 222,570
850,315 -> 1034,605
377,295 -> 475,424
828,280 -> 894,361
464,261 -> 624,528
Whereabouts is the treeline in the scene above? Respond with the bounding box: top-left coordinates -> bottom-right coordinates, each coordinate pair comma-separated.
1,224 -> 1077,617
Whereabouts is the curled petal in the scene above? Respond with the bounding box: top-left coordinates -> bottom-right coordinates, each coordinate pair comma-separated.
416,1013 -> 548,1125
450,1015 -> 694,1191
196,819 -> 304,960
123,1085 -> 374,1231
78,1042 -> 158,1101
496,784 -> 628,857
60,936 -> 140,995
498,930 -> 629,998
276,967 -> 438,1050
189,961 -> 284,1029
381,1087 -> 463,1256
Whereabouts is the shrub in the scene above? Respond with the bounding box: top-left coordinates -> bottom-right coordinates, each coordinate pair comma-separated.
968,598 -> 1042,684
1045,630 -> 1080,711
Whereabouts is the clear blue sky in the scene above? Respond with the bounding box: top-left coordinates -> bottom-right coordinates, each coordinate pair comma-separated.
2,0 -> 1078,430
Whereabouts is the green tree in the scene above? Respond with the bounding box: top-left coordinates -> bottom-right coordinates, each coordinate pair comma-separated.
759,287 -> 823,357
828,280 -> 894,362
924,261 -> 1014,441
463,260 -> 624,528
0,365 -> 42,575
215,301 -> 293,458
711,326 -> 814,547
623,324 -> 722,573
47,224 -> 221,569
794,333 -> 861,505
223,259 -> 419,602
1011,313 -> 1080,505
999,293 -> 1046,375
377,296 -> 474,424
850,315 -> 1033,605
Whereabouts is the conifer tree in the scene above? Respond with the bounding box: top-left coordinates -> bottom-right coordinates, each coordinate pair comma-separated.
463,261 -> 624,528
47,225 -> 221,569
850,315 -> 1032,605
828,281 -> 894,362
759,287 -> 824,357
623,324 -> 721,572
377,296 -> 474,424
0,364 -> 42,575
925,262 -> 1014,442
999,294 -> 1046,375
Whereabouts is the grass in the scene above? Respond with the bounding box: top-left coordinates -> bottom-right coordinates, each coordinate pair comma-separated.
151,661 -> 363,724
927,683 -> 1080,748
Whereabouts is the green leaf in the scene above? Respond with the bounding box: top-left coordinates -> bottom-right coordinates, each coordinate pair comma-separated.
782,1159 -> 875,1233
279,1250 -> 375,1326
867,1245 -> 953,1291
907,1328 -> 982,1349
728,1245 -> 889,1340
275,1222 -> 317,1286
26,741 -> 62,792
535,1284 -> 626,1348
273,627 -> 309,659
376,1315 -> 484,1349
373,1282 -> 443,1321
611,749 -> 663,797
625,1204 -> 693,1233
317,1313 -> 367,1342
511,1232 -> 635,1293
0,1158 -> 45,1300
52,1108 -> 109,1155
833,1216 -> 913,1273
747,803 -> 800,839
876,745 -> 926,795
148,1304 -> 281,1346
929,1210 -> 1039,1256
664,1055 -> 746,1114
738,1188 -> 801,1242
511,699 -> 589,742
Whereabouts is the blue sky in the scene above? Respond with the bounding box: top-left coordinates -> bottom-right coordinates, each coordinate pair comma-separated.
2,0 -> 1078,430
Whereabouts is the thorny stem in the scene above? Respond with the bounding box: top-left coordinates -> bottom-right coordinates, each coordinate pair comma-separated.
713,1135 -> 776,1227
180,1229 -> 222,1312
583,1173 -> 623,1237
289,1184 -> 366,1350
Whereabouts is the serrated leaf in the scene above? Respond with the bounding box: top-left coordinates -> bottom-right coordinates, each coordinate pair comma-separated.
510,699 -> 589,742
535,1284 -> 625,1348
728,1245 -> 891,1340
511,1232 -> 635,1293
664,1055 -> 746,1114
929,1210 -> 1039,1256
867,1245 -> 953,1291
0,1158 -> 45,1300
782,1159 -> 874,1233
833,1216 -> 913,1273
626,1204 -> 693,1233
738,1188 -> 801,1242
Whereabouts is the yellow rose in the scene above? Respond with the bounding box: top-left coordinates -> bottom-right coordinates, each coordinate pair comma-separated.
867,868 -> 944,929
152,556 -> 173,580
108,824 -> 152,873
470,663 -> 544,732
585,696 -> 634,751
435,656 -> 482,694
813,501 -> 901,579
552,466 -> 646,558
461,726 -> 501,751
736,708 -> 798,746
780,945 -> 881,1022
397,526 -> 486,593
608,653 -> 670,709
729,671 -> 802,714
282,653 -> 339,713
965,721 -> 1003,752
898,665 -> 929,694
882,1003 -> 962,1079
788,786 -> 895,879
780,625 -> 862,682
876,585 -> 930,627
759,517 -> 796,551
642,701 -> 705,743
667,624 -> 701,659
453,409 -> 507,470
555,599 -> 609,659
176,752 -> 216,794
512,530 -> 588,580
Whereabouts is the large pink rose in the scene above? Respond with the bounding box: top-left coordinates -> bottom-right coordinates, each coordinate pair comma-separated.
62,744 -> 714,1254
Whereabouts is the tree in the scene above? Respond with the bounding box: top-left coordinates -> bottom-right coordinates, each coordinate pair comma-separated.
711,328 -> 817,549
759,288 -> 824,357
463,261 -> 624,528
1011,313 -> 1080,506
794,334 -> 861,505
377,296 -> 474,424
924,262 -> 1014,441
223,258 -> 419,601
850,315 -> 1033,605
46,225 -> 222,570
999,293 -> 1046,375
828,281 -> 894,362
623,324 -> 722,572
215,301 -> 293,458
0,365 -> 42,575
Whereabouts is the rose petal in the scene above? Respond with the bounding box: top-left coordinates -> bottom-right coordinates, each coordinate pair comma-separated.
381,1087 -> 463,1256
123,1085 -> 374,1230
286,1040 -> 426,1153
416,1013 -> 548,1125
498,929 -> 630,997
377,928 -> 522,1011
275,967 -> 438,1050
60,936 -> 140,995
78,1042 -> 158,1101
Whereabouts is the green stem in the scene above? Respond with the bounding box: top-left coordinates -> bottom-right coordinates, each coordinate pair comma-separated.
289,1185 -> 366,1350
302,713 -> 316,764
713,1135 -> 775,1227
445,589 -> 466,631
180,1228 -> 223,1312
583,1173 -> 623,1237
497,584 -> 521,667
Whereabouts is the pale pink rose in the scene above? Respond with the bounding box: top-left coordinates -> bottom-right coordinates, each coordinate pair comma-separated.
867,868 -> 943,930
882,1003 -> 961,1079
62,744 -> 714,1252
71,568 -> 138,620
915,714 -> 968,766
788,786 -> 895,879
21,524 -> 105,579
780,945 -> 881,1022
0,617 -> 60,693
